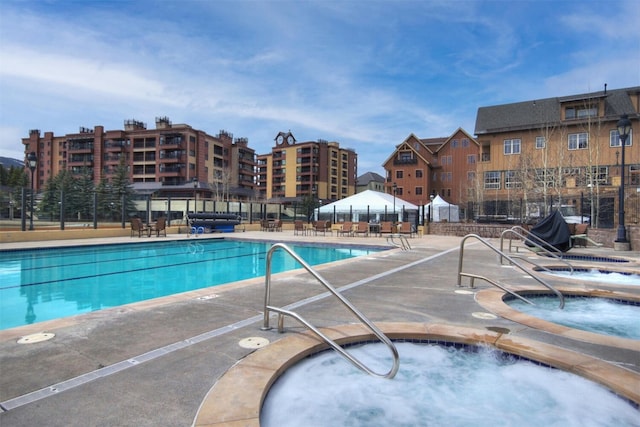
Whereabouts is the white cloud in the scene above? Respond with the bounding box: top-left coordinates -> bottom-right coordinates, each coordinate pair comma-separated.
1,0 -> 639,177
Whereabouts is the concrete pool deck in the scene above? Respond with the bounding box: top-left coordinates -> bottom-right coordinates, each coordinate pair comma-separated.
0,231 -> 639,426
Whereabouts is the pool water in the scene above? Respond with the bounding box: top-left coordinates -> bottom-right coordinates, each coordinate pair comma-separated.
508,296 -> 640,340
261,342 -> 638,427
0,239 -> 381,330
541,268 -> 640,286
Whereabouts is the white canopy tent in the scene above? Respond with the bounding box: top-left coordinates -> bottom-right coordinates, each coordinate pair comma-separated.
317,190 -> 419,222
426,195 -> 459,222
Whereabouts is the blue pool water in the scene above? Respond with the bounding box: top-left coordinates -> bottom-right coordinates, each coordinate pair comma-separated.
0,239 -> 382,330
508,296 -> 640,340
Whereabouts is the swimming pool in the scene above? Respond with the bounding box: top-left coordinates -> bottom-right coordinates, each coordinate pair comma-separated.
0,239 -> 383,330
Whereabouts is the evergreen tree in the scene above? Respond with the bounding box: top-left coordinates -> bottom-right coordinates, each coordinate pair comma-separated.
111,158 -> 136,218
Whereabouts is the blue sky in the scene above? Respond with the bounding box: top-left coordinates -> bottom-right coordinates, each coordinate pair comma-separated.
1,0 -> 639,175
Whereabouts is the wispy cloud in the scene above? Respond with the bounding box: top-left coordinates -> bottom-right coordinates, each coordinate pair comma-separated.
1,0 -> 638,171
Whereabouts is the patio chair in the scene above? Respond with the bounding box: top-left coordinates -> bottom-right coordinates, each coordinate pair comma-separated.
314,220 -> 332,236
273,220 -> 282,232
337,222 -> 353,237
379,221 -> 394,235
398,222 -> 414,237
150,217 -> 167,237
130,218 -> 150,237
354,222 -> 369,237
294,220 -> 305,235
260,219 -> 270,231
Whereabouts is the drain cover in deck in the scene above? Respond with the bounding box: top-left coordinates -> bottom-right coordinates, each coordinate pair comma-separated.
17,332 -> 55,344
239,337 -> 270,349
472,312 -> 497,320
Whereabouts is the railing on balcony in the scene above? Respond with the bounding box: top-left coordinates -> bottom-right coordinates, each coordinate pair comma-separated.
393,157 -> 417,165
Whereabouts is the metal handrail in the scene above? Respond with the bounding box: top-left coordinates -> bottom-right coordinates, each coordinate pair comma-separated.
261,243 -> 400,379
457,234 -> 564,309
501,225 -> 562,256
459,272 -> 535,305
386,234 -> 412,250
499,227 -> 574,274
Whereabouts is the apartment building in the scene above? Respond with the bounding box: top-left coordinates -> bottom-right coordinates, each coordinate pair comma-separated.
382,128 -> 479,208
256,131 -> 357,203
22,117 -> 257,199
474,86 -> 640,226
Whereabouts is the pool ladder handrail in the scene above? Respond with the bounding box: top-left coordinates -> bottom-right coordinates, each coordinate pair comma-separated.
386,234 -> 412,250
261,243 -> 400,379
458,234 -> 565,309
499,227 -> 574,274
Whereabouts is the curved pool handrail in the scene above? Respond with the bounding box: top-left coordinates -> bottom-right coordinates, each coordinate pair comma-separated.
501,226 -> 563,256
261,243 -> 400,379
458,234 -> 565,309
500,227 -> 574,274
386,234 -> 412,250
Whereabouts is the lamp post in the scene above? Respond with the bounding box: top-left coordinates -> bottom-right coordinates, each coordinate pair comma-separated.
614,114 -> 631,250
392,183 -> 397,223
429,193 -> 435,223
27,151 -> 37,230
192,177 -> 198,213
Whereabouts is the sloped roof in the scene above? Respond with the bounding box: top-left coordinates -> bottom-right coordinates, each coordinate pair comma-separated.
474,86 -> 640,135
356,171 -> 385,186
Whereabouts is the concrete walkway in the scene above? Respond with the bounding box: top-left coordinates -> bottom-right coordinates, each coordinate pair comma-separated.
0,231 -> 638,426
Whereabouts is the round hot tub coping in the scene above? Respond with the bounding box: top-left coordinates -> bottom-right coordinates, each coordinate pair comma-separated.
475,287 -> 640,351
192,322 -> 640,426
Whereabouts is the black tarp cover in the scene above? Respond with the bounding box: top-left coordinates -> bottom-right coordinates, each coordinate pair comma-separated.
526,210 -> 571,252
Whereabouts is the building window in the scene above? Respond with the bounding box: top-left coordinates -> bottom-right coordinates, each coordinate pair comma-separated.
467,171 -> 475,181
440,172 -> 451,182
396,170 -> 403,179
534,168 -> 556,186
535,136 -> 546,149
568,133 -> 588,150
415,169 -> 423,178
484,171 -> 500,189
565,106 -> 597,120
467,154 -> 476,164
505,171 -> 521,188
630,165 -> 640,185
503,139 -> 521,155
452,139 -> 459,148
415,187 -> 423,195
462,138 -> 470,147
589,166 -> 609,185
481,144 -> 490,162
396,187 -> 403,196
610,129 -> 633,147
399,152 -> 412,160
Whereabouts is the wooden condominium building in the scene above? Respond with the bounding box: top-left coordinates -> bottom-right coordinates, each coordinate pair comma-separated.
256,131 -> 357,203
474,85 -> 639,227
22,117 -> 257,200
382,128 -> 479,209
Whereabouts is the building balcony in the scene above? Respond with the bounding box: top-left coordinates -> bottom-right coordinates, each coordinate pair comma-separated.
393,158 -> 417,165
